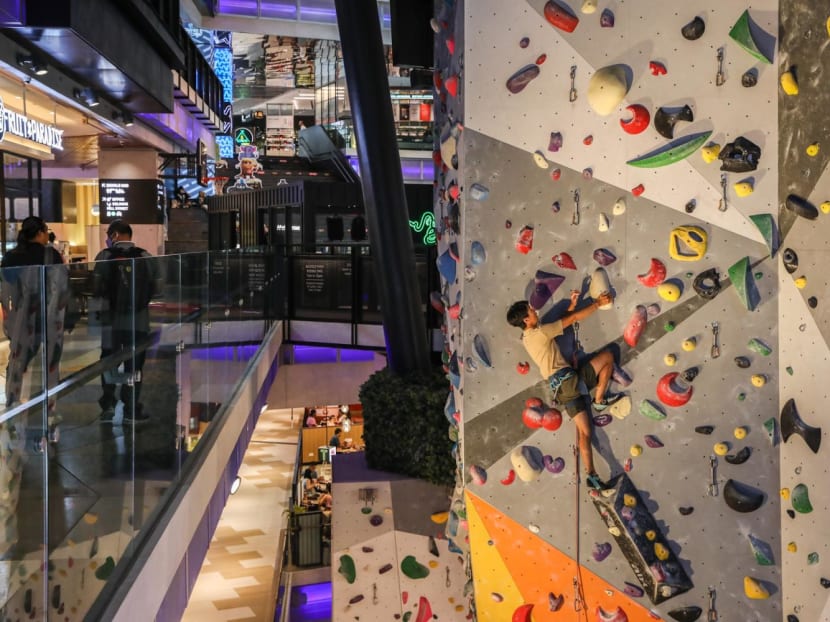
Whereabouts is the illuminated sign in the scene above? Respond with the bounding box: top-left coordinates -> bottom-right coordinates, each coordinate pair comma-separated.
408,211 -> 436,246
234,127 -> 253,145
0,96 -> 63,151
99,179 -> 164,224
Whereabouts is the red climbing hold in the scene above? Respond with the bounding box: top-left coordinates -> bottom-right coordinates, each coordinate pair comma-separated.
624,305 -> 647,346
543,1 -> 579,33
536,53 -> 547,65
516,361 -> 530,374
551,168 -> 561,181
632,183 -> 645,196
515,226 -> 534,254
649,61 -> 667,76
583,135 -> 594,146
414,597 -> 433,622
657,372 -> 693,407
553,252 -> 577,270
541,408 -> 563,431
500,469 -> 516,485
512,603 -> 534,622
637,258 -> 667,287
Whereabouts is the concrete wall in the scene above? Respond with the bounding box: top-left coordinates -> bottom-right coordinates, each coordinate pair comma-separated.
435,1 -> 830,620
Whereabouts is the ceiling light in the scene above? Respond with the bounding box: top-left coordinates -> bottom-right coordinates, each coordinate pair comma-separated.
74,87 -> 99,107
16,53 -> 47,76
112,110 -> 134,127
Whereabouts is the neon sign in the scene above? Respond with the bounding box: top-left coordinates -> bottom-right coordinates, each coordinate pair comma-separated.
408,211 -> 436,246
0,96 -> 63,151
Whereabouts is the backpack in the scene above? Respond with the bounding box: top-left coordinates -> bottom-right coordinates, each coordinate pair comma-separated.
105,245 -> 153,314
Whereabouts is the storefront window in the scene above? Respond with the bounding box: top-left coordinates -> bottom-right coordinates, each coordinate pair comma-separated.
1,152 -> 42,253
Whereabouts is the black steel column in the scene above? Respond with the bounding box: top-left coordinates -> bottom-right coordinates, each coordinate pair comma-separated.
334,0 -> 430,374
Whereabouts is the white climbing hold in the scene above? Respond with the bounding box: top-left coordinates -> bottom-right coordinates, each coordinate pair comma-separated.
612,197 -> 626,215
598,213 -> 610,232
533,150 -> 550,169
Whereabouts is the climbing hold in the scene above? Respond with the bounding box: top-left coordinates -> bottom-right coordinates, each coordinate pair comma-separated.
664,353 -> 677,366
587,64 -> 630,116
700,143 -> 721,163
592,542 -> 612,561
630,444 -> 643,457
734,181 -> 753,197
695,425 -> 714,435
792,483 -> 813,514
751,374 -> 766,387
627,131 -> 712,168
747,337 -> 772,356
619,104 -> 650,135
532,150 -> 549,169
623,494 -> 637,507
608,396 -> 632,420
469,464 -> 487,485
782,248 -> 798,274
580,0 -> 597,13
649,60 -> 667,76
713,442 -> 729,456
781,398 -> 821,453
544,455 -> 566,473
551,201 -> 560,213
639,399 -> 667,420
681,337 -> 696,352
510,445 -> 545,482
785,194 -> 819,220
656,372 -> 693,407
522,403 -> 544,429
748,534 -> 775,566
541,408 -> 563,431
668,607 -> 702,622
473,334 -> 492,367
728,10 -> 773,64
734,426 -> 747,439
822,578 -> 830,588
543,0 -> 579,33
593,248 -> 617,266
658,282 -> 682,302
588,267 -> 613,309
464,266 -> 477,282
500,469 -> 516,485
681,16 -> 705,40
436,250 -> 457,283
512,603 -> 534,622
612,365 -> 633,387
530,270 -> 565,308
787,541 -> 797,552
597,212 -> 609,231
519,37 -> 530,48
728,256 -> 759,311
515,225 -> 534,254
430,511 -> 449,524
644,435 -> 664,448
806,142 -> 820,157
583,135 -> 593,146
593,414 -> 613,427
470,241 -> 486,265
637,258 -> 667,287
654,104 -> 693,140
786,366 -> 794,375
822,201 -> 830,214
596,605 -> 629,622
369,514 -> 383,526
744,576 -> 770,600
669,225 -> 707,261
548,131 -> 563,152
808,296 -> 818,308
780,69 -> 799,95
552,252 -> 576,270
624,305 -> 648,347
517,361 -> 530,375
549,592 -> 564,611
678,506 -> 694,516
654,542 -> 670,561
551,168 -> 561,180
623,582 -> 644,598
623,458 -> 633,472
682,366 -> 698,382
506,65 -> 541,94
535,53 -> 547,65
401,555 -> 430,579
505,219 -> 513,228
693,268 -> 721,299
338,554 -> 357,583
749,214 -> 779,258
600,8 -> 614,27
809,552 -> 820,565
725,446 -> 751,465
718,136 -> 761,173
612,197 -> 626,215
631,183 -> 645,196
741,69 -> 758,87
469,183 -> 489,201
723,479 -> 765,513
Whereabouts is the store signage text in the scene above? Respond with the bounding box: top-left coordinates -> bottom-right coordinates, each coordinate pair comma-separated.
0,96 -> 64,151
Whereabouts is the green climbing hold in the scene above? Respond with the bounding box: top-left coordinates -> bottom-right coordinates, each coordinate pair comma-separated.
748,338 -> 772,356
786,366 -> 794,376
748,534 -> 774,566
401,555 -> 430,579
639,399 -> 667,420
792,484 -> 813,514
729,10 -> 773,64
749,213 -> 778,258
627,131 -> 713,168
728,256 -> 759,311
664,321 -> 676,332
737,392 -> 746,401
338,554 -> 357,583
755,272 -> 763,280
764,417 -> 776,444
94,556 -> 115,581
808,552 -> 820,565
403,612 -> 412,622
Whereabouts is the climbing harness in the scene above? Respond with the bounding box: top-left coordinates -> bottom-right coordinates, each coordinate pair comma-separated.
549,367 -> 576,402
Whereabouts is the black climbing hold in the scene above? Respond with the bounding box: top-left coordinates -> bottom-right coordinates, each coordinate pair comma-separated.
822,577 -> 830,589
781,398 -> 821,454
694,425 -> 714,435
668,606 -> 702,621
654,104 -> 694,139
734,356 -> 751,368
681,16 -> 705,40
725,446 -> 751,465
447,202 -> 460,234
742,69 -> 758,87
681,366 -> 699,382
723,479 -> 765,513
684,199 -> 696,213
808,296 -> 818,308
787,615 -> 799,622
782,248 -> 798,274
693,268 -> 721,299
718,136 -> 761,173
678,506 -> 694,516
785,194 -> 819,220
787,509 -> 796,519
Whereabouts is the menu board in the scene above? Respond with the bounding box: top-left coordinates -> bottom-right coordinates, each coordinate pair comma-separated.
99,179 -> 164,224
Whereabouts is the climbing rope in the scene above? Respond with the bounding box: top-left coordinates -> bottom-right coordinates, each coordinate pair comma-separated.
572,443 -> 589,621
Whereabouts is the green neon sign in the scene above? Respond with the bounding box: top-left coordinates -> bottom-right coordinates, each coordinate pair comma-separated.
409,211 -> 436,246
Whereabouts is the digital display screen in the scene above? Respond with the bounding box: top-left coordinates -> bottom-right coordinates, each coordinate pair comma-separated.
99,179 -> 164,224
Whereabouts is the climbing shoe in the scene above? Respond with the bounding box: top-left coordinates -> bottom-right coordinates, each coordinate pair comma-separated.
593,392 -> 623,412
586,472 -> 609,491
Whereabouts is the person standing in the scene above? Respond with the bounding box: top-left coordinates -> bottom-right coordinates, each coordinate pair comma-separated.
93,220 -> 161,424
0,216 -> 70,442
329,427 -> 342,449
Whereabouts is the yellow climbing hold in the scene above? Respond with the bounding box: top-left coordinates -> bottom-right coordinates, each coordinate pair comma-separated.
681,337 -> 697,352
664,353 -> 677,366
781,487 -> 791,500
645,530 -> 656,541
701,143 -> 721,164
658,282 -> 681,302
821,201 -> 830,214
794,276 -> 807,289
734,181 -> 753,197
581,0 -> 597,13
827,16 -> 830,37
623,494 -> 637,507
751,374 -> 766,388
609,526 -> 621,536
655,543 -> 670,561
734,426 -> 747,440
428,560 -> 440,568
744,576 -> 770,600
780,70 -> 799,95
713,442 -> 729,456
787,541 -> 797,552
630,444 -> 643,457
806,142 -> 820,157
431,512 -> 449,524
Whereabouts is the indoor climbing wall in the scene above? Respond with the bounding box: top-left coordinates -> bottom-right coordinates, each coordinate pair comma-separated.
432,0 -> 830,620
330,476 -> 467,618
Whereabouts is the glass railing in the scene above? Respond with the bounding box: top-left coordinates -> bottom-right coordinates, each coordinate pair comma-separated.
0,250 -> 275,619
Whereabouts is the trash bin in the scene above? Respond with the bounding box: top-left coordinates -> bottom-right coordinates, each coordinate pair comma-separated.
317,446 -> 330,463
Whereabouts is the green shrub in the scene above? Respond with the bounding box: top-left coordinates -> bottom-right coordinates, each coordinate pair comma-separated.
359,366 -> 455,487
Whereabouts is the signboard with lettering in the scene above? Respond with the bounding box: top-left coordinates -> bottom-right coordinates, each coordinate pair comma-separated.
99,179 -> 165,224
0,96 -> 64,151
